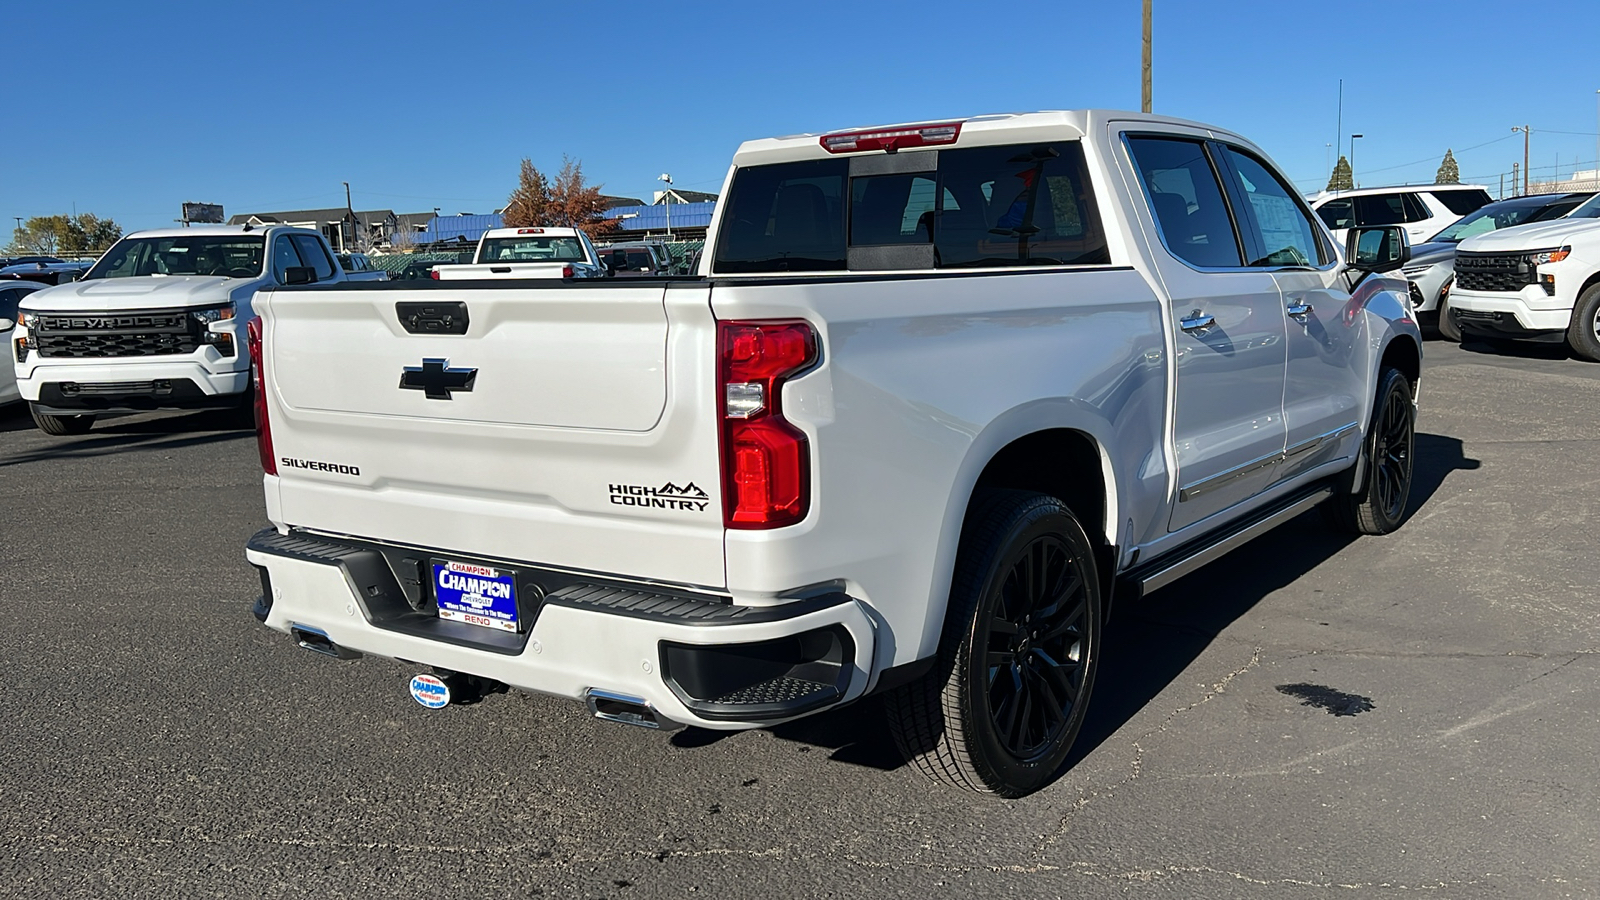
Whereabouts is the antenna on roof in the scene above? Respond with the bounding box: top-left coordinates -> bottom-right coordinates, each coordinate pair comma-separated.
241,222 -> 254,232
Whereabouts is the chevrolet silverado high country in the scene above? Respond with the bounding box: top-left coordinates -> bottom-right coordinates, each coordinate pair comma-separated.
244,111 -> 1421,797
432,226 -> 607,281
1448,191 -> 1600,361
12,225 -> 350,434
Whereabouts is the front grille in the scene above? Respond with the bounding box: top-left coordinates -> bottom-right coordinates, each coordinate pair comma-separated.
32,309 -> 201,358
1455,252 -> 1536,293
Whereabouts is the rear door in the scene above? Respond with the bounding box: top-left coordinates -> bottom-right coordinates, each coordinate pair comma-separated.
258,280 -> 727,588
1123,134 -> 1289,532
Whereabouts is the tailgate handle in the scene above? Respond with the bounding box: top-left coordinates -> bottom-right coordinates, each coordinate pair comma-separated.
490,266 -> 512,274
396,301 -> 469,336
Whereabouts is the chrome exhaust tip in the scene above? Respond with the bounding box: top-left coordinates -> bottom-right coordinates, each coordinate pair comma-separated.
584,688 -> 682,731
290,624 -> 361,660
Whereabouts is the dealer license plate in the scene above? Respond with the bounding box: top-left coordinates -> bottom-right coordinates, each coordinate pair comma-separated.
431,560 -> 519,633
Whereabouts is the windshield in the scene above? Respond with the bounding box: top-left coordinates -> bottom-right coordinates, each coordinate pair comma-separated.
1430,197 -> 1583,243
477,236 -> 586,263
84,235 -> 266,280
1565,193 -> 1600,219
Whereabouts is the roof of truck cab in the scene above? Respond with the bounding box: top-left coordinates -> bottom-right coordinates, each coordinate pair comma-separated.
479,227 -> 582,239
729,109 -> 1253,167
120,224 -> 315,240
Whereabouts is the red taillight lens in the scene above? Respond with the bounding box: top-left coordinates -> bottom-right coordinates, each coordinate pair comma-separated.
428,268 -> 440,280
718,320 -> 817,529
246,318 -> 276,475
562,264 -> 575,278
820,122 -> 961,154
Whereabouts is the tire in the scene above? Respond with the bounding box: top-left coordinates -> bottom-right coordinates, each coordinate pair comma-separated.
886,489 -> 1102,798
28,403 -> 93,436
1436,282 -> 1462,343
1325,368 -> 1414,535
1565,283 -> 1600,363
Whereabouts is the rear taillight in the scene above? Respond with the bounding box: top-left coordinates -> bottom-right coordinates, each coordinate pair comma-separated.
246,318 -> 276,475
718,320 -> 817,529
562,264 -> 575,278
429,268 -> 440,280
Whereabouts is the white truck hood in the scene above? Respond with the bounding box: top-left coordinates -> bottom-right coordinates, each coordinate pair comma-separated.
1457,218 -> 1600,253
21,275 -> 260,311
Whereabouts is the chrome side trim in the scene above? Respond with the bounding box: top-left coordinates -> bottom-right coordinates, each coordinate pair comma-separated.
1139,486 -> 1333,596
1178,424 -> 1357,502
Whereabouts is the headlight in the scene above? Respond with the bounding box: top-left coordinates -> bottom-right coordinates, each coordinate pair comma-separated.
1401,264 -> 1433,277
16,309 -> 40,329
190,303 -> 236,325
1528,247 -> 1570,266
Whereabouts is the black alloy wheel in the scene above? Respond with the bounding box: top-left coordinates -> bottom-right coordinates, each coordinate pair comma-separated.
886,489 -> 1102,797
1325,367 -> 1414,535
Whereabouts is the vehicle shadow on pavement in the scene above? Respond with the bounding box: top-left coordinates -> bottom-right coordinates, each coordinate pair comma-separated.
1066,431 -> 1478,770
0,408 -> 252,467
1458,336 -> 1575,362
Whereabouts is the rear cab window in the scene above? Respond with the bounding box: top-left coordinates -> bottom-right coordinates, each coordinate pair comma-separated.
1431,189 -> 1492,216
712,141 -> 1109,273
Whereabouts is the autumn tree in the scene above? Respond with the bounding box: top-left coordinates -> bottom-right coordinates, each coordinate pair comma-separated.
7,213 -> 123,256
1326,156 -> 1353,191
502,156 -> 619,236
1435,149 -> 1460,185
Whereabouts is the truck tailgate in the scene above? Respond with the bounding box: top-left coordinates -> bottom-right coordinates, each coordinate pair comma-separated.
256,281 -> 726,589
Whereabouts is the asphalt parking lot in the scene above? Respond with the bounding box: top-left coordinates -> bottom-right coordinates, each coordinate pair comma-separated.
2,337 -> 1597,899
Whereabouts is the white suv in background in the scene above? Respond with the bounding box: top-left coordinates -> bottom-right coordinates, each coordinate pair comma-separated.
1309,184 -> 1493,249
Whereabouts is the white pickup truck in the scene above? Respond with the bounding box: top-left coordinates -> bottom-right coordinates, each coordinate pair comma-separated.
1448,191 -> 1600,360
244,110 -> 1422,797
11,225 -> 350,434
432,226 -> 607,281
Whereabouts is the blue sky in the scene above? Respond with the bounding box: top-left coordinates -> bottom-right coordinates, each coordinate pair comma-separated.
5,0 -> 1599,237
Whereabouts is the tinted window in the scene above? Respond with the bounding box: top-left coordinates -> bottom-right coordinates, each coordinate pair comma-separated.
478,236 -> 586,263
714,158 -> 847,273
1220,147 -> 1324,267
1127,137 -> 1242,268
934,142 -> 1107,267
850,173 -> 937,245
271,236 -> 300,281
1402,193 -> 1432,222
1317,198 -> 1354,230
1431,189 -> 1492,216
85,235 -> 265,280
291,235 -> 337,281
1354,194 -> 1406,226
0,288 -> 19,321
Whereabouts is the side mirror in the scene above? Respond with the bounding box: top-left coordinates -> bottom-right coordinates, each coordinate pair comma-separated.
283,266 -> 317,285
1345,225 -> 1411,274
0,317 -> 14,331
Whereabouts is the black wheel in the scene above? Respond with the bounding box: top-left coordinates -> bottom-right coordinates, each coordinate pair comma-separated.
1326,368 -> 1414,535
28,402 -> 93,435
1566,283 -> 1600,363
1436,280 -> 1462,343
886,490 -> 1101,798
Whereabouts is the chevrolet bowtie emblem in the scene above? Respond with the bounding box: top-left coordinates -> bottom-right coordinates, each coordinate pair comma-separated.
399,358 -> 477,400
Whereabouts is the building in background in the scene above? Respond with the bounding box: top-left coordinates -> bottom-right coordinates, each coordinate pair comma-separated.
225,208 -> 435,252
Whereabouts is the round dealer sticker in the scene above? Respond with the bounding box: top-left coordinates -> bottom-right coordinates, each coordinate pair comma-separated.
409,674 -> 450,709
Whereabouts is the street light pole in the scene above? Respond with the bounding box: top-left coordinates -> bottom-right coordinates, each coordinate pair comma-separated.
1350,134 -> 1363,189
1512,126 -> 1531,196
658,173 -> 673,241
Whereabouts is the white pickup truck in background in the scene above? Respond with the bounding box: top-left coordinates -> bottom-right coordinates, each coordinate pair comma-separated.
432,226 -> 608,280
244,110 -> 1421,797
11,225 -> 350,434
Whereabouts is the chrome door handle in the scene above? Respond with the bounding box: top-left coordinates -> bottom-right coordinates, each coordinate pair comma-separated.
1286,300 -> 1314,318
1179,310 -> 1216,333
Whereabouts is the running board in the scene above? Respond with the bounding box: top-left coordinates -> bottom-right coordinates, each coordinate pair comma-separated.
1120,486 -> 1334,601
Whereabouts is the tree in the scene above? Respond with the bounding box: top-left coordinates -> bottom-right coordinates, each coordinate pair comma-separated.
7,213 -> 123,256
1326,156 -> 1353,192
503,158 -> 551,228
502,156 -> 619,236
1435,149 -> 1460,185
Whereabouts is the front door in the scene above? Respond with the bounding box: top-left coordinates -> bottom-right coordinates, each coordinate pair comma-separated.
1212,144 -> 1366,481
1123,135 -> 1289,532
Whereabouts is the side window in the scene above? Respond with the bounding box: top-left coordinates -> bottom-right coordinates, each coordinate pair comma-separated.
1219,147 -> 1325,267
0,288 -> 18,322
1316,199 -> 1354,230
290,235 -> 337,281
934,142 -> 1108,267
1354,194 -> 1406,226
271,236 -> 302,281
1126,136 -> 1243,268
713,158 -> 847,273
1401,194 -> 1432,222
1431,189 -> 1491,216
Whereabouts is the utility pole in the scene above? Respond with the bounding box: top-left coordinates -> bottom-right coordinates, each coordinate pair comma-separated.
1512,126 -> 1530,196
1141,0 -> 1152,114
1499,173 -> 1504,201
1512,162 -> 1520,197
